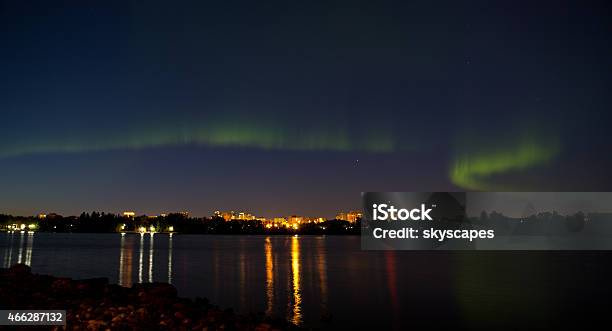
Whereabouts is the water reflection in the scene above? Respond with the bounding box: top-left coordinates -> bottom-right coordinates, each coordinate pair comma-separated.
316,237 -> 328,314
1,233 -> 338,327
118,233 -> 173,286
289,236 -> 302,326
239,240 -> 247,311
17,231 -> 24,264
3,232 -> 14,268
148,233 -> 154,283
212,241 -> 220,300
118,234 -> 134,287
384,251 -> 400,330
265,237 -> 274,315
25,232 -> 34,266
3,231 -> 35,267
168,233 -> 173,283
138,233 -> 144,283
5,234 -> 598,329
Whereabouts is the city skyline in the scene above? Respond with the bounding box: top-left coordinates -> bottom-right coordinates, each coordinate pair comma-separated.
7,208 -> 363,222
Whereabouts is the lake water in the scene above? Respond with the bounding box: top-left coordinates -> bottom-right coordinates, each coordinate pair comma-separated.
2,232 -> 611,329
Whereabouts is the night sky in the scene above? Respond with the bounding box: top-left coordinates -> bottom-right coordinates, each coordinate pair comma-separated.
1,1 -> 611,217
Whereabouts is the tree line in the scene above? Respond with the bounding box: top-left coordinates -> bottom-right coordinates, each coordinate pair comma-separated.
0,213 -> 360,235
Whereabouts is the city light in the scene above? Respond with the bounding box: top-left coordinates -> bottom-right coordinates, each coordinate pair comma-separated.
2,210 -> 361,234
123,211 -> 136,218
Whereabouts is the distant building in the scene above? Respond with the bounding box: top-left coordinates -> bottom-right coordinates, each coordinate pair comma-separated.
215,210 -> 259,221
123,211 -> 136,218
37,213 -> 47,219
289,215 -> 303,223
215,211 -> 234,221
336,211 -> 362,222
237,212 -> 256,220
265,217 -> 286,228
288,215 -> 304,229
306,217 -> 326,224
347,211 -> 362,222
293,216 -> 325,224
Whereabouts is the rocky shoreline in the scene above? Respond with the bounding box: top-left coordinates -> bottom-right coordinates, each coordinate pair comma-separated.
0,264 -> 298,331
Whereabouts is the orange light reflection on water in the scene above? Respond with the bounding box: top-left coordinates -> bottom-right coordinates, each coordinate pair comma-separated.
265,237 -> 274,315
290,235 -> 302,325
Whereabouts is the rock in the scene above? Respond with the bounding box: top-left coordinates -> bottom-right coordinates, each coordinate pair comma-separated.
8,263 -> 31,275
51,278 -> 74,292
76,277 -> 108,293
0,264 -> 298,331
149,282 -> 178,298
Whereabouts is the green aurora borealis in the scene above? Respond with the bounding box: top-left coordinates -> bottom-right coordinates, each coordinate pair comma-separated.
0,120 -> 399,157
450,133 -> 561,190
1,118 -> 562,190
